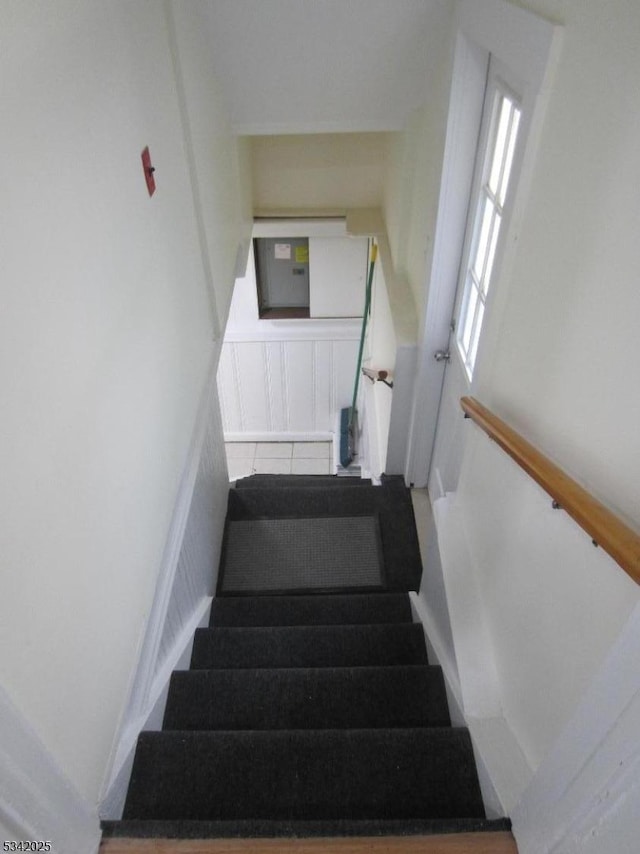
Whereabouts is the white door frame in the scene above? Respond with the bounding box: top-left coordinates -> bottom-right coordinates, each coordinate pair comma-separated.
406,0 -> 562,489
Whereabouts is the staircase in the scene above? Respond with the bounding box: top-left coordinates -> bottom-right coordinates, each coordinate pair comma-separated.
101,475 -> 512,847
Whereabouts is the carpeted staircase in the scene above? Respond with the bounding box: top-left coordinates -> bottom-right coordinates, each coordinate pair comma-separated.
101,475 -> 510,841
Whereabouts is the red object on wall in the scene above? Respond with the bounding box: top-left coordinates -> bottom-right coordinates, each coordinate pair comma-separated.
141,146 -> 156,196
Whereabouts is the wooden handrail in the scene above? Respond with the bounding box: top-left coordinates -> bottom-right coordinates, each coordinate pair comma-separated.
461,396 -> 640,586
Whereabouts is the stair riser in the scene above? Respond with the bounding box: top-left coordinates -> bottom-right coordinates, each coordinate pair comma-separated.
211,593 -> 413,627
191,624 -> 428,670
163,666 -> 450,730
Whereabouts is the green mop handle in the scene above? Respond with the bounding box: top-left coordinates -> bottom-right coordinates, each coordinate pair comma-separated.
349,242 -> 378,432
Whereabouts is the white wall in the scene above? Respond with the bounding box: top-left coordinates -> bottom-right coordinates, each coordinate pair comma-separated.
251,134 -> 391,212
0,0 -> 246,814
170,3 -> 253,329
455,0 -> 640,772
383,27 -> 454,320
387,1 -> 640,838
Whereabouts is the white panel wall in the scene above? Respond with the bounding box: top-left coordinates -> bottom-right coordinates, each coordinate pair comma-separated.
219,338 -> 359,440
220,241 -> 362,440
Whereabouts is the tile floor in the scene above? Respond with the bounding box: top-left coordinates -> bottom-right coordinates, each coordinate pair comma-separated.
225,441 -> 333,481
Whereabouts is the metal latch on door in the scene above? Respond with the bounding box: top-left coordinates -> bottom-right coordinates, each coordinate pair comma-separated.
434,350 -> 451,363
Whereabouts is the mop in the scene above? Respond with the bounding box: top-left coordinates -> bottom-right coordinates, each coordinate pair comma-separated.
340,241 -> 377,468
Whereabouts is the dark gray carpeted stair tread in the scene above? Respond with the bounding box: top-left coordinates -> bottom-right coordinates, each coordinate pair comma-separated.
235,474 -> 373,489
226,486 -> 421,591
211,592 -> 412,626
123,728 -> 485,822
101,817 -> 512,839
191,623 -> 428,669
163,665 -> 450,730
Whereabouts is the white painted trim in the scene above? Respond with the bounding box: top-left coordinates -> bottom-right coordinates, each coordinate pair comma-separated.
433,494 -> 502,718
467,716 -> 532,819
252,219 -> 348,238
224,431 -> 333,443
0,684 -> 100,854
232,119 -> 406,136
512,601 -> 640,854
100,351 -> 219,807
406,32 -> 487,489
223,319 -> 361,344
427,493 -> 537,817
409,590 -> 463,713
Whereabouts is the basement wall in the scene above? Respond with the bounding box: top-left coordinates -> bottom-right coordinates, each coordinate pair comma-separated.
0,0 -> 247,811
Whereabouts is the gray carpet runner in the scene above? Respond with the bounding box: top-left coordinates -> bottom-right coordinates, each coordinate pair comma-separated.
220,516 -> 384,594
102,476 -> 511,841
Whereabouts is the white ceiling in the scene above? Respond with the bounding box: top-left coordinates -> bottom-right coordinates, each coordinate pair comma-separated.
204,0 -> 454,135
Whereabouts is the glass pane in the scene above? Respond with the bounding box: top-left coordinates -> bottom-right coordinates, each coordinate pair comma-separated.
489,96 -> 511,197
469,300 -> 485,368
499,105 -> 521,205
483,211 -> 502,294
473,198 -> 493,280
460,279 -> 479,355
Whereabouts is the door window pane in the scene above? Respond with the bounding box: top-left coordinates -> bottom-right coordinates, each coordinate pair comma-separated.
456,84 -> 521,379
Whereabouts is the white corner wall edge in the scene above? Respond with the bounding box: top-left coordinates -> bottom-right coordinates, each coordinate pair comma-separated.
427,493 -> 533,816
164,0 -> 221,339
99,350 -> 222,811
0,684 -> 100,854
386,343 -> 417,478
512,600 -> 640,854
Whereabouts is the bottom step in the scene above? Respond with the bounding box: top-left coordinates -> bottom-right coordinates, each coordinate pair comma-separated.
123,728 -> 485,822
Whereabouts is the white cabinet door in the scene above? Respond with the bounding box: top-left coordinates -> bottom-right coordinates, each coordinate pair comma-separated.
309,237 -> 368,318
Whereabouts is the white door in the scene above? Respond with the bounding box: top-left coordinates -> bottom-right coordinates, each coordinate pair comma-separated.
405,1 -> 559,493
428,60 -> 524,499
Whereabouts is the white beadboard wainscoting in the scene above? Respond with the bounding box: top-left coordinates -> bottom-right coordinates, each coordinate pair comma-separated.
218,328 -> 360,441
100,355 -> 230,819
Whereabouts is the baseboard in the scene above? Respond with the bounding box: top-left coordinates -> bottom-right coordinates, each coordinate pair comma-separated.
409,591 -> 463,715
100,597 -> 212,820
0,683 -> 100,854
412,494 -> 534,819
